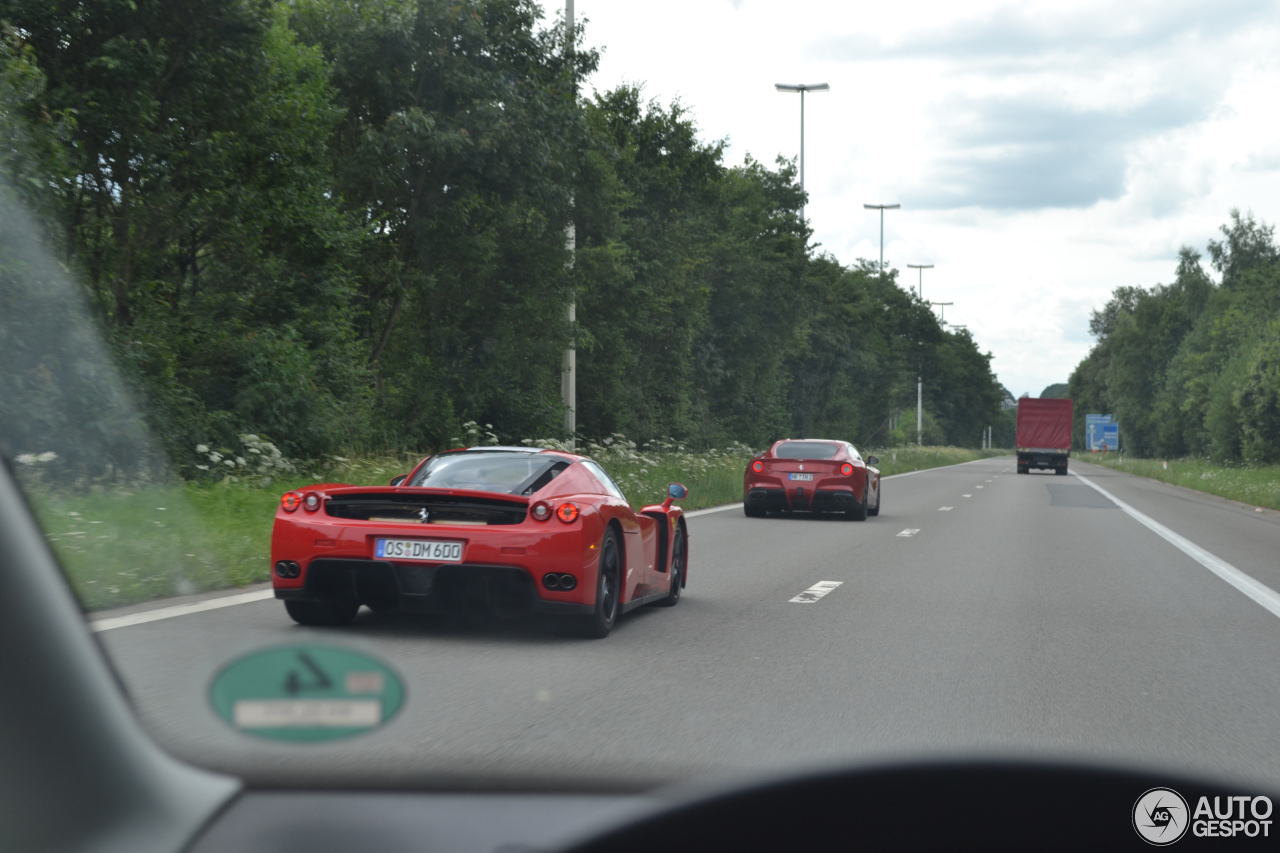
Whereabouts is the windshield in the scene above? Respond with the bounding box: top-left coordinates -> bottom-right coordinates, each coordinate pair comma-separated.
774,442 -> 840,460
407,451 -> 565,495
4,0 -> 1280,807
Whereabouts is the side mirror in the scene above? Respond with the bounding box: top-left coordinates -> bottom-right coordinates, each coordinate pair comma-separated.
667,483 -> 688,500
866,456 -> 879,466
390,474 -> 407,487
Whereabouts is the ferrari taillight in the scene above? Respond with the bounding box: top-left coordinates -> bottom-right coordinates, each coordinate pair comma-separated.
302,492 -> 322,512
841,463 -> 854,476
281,493 -> 300,512
752,460 -> 764,473
556,502 -> 579,523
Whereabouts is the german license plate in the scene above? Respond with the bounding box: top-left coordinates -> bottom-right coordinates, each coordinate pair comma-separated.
375,539 -> 463,562
788,473 -> 814,481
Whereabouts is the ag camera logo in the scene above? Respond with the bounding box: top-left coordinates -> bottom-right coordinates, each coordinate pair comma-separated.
1133,788 -> 1189,846
1133,788 -> 1275,844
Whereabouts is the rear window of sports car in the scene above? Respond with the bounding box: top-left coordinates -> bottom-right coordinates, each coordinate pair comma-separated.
774,442 -> 841,460
407,451 -> 566,495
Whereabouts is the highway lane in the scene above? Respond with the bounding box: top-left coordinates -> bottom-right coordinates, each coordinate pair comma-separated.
96,456 -> 1280,789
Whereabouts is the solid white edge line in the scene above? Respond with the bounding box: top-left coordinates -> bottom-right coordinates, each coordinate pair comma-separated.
685,503 -> 744,518
90,589 -> 276,632
1072,471 -> 1280,620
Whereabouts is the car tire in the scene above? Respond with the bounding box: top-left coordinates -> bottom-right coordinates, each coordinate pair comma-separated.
846,487 -> 868,521
655,525 -> 686,607
574,527 -> 621,638
868,482 -> 880,517
284,598 -> 359,627
744,503 -> 765,518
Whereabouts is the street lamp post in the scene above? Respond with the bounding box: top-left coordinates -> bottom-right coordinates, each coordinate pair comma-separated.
917,298 -> 953,446
562,0 -> 576,445
863,203 -> 900,273
775,83 -> 829,222
906,263 -> 933,300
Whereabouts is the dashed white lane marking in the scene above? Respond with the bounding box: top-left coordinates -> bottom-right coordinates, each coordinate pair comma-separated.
939,507 -> 953,511
789,580 -> 843,603
1073,472 -> 1280,620
976,486 -> 984,489
897,529 -> 920,537
962,494 -> 972,498
91,589 -> 275,632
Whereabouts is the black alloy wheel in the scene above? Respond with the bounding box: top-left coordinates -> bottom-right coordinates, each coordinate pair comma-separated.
846,485 -> 869,521
284,597 -> 359,627
868,481 -> 881,517
743,503 -> 765,518
656,525 -> 686,607
576,528 -> 621,638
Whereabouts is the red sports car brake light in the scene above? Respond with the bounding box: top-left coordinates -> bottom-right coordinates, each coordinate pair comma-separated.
556,502 -> 579,523
530,501 -> 551,521
752,460 -> 764,473
841,463 -> 854,476
302,492 -> 322,512
281,493 -> 300,512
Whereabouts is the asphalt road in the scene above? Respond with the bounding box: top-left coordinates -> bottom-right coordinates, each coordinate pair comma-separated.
96,457 -> 1280,790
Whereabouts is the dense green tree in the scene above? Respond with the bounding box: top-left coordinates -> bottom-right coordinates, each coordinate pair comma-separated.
0,0 -> 370,463
1039,383 -> 1068,398
290,0 -> 594,447
1,0 -> 1011,466
1070,212 -> 1280,461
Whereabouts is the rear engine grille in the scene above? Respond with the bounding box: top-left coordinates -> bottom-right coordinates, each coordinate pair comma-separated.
325,493 -> 527,525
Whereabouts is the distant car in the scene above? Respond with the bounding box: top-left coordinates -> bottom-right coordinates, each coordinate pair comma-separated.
743,439 -> 880,519
271,447 -> 689,638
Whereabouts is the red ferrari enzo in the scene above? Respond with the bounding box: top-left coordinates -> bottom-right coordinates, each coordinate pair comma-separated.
271,447 -> 689,638
743,439 -> 881,519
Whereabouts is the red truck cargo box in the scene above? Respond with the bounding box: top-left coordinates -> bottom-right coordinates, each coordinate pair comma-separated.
1016,398 -> 1073,451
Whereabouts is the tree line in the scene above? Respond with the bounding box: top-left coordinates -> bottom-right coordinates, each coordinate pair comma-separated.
0,0 -> 1002,476
1069,211 -> 1280,462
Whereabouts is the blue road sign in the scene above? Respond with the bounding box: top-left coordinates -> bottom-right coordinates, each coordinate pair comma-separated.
1087,414 -> 1118,451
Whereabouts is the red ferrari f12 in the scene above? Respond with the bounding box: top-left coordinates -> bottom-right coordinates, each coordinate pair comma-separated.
271,447 -> 688,638
743,439 -> 880,519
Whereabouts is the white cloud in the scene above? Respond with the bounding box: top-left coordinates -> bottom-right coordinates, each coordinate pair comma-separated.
538,0 -> 1280,396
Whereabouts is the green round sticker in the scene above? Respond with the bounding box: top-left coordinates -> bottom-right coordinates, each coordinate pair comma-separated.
210,645 -> 404,741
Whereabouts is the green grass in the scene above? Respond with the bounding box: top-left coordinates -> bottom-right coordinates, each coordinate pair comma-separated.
1088,455 -> 1280,510
19,444 -> 1012,611
865,445 -> 1011,477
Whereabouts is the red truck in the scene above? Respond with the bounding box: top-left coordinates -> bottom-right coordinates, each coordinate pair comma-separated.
1016,398 -> 1073,475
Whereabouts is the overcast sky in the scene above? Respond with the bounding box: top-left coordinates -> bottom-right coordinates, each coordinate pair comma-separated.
537,0 -> 1280,398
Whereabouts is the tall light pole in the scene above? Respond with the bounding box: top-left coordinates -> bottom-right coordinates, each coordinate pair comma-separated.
775,83 -> 829,222
929,301 -> 954,324
917,296 -> 954,447
906,263 -> 933,300
562,0 -> 576,445
863,203 -> 899,273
